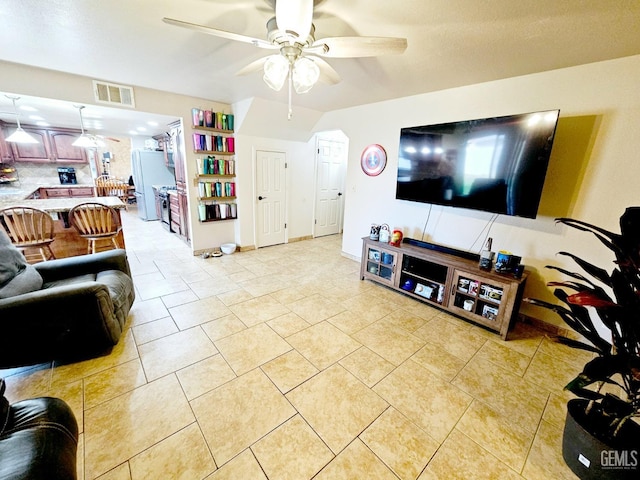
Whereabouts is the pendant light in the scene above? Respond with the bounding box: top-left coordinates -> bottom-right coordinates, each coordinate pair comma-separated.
72,105 -> 104,148
4,95 -> 38,144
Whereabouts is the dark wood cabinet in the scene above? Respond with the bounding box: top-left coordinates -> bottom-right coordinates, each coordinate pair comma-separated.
48,130 -> 88,163
168,121 -> 190,242
1,123 -> 87,163
10,127 -> 50,163
153,133 -> 174,168
168,191 -> 181,235
0,126 -> 15,162
40,187 -> 95,198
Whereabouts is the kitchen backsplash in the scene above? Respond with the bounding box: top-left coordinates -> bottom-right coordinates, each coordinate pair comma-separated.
10,162 -> 92,189
0,136 -> 134,191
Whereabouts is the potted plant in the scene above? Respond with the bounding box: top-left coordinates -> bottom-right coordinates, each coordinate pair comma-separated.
524,207 -> 640,480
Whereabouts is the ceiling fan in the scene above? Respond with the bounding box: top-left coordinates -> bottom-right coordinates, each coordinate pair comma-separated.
163,0 -> 407,118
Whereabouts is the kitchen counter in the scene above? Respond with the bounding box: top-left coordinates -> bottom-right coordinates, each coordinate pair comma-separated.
0,184 -> 96,201
0,195 -> 125,212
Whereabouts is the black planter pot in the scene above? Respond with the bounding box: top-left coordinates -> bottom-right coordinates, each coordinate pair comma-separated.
563,399 -> 639,479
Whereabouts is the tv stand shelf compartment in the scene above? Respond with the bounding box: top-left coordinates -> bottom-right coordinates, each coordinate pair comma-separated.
360,236 -> 528,339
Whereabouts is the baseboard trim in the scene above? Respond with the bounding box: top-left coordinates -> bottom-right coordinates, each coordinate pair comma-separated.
288,235 -> 313,243
518,313 -> 580,340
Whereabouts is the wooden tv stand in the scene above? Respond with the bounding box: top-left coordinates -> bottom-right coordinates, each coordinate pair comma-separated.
360,237 -> 528,339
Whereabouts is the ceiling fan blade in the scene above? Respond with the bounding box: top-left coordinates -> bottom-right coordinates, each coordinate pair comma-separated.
235,57 -> 269,76
307,56 -> 341,85
310,36 -> 407,58
162,17 -> 278,50
275,0 -> 313,39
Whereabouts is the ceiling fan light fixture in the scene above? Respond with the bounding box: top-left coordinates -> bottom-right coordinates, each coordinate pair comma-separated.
4,95 -> 39,144
263,55 -> 289,91
292,57 -> 320,94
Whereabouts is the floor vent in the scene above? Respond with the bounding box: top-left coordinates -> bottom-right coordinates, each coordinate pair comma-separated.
93,81 -> 135,107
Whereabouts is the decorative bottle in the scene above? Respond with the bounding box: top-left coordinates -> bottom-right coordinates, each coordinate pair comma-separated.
479,237 -> 495,271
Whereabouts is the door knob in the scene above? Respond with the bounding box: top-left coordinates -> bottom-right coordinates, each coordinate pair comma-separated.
258,196 -> 267,200
337,192 -> 343,196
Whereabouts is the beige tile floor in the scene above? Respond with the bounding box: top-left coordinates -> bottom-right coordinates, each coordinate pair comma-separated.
0,208 -> 581,479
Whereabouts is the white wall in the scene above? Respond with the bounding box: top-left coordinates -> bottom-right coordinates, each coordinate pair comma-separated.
315,54 -> 640,327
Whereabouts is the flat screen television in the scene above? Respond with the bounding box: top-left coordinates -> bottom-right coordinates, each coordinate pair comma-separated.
395,109 -> 560,218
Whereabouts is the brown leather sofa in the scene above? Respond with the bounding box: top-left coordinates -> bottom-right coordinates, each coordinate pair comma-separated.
0,378 -> 79,479
0,245 -> 135,368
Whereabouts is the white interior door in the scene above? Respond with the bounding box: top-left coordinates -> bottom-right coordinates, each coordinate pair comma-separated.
314,138 -> 346,237
256,150 -> 286,248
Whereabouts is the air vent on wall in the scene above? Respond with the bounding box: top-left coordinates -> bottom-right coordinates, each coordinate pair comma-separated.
92,80 -> 135,107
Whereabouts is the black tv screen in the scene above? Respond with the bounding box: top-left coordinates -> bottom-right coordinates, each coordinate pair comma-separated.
395,109 -> 560,218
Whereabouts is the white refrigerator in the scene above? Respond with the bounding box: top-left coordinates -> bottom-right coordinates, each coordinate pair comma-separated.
131,150 -> 175,221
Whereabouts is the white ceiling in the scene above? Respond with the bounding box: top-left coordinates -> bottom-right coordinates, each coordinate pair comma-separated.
0,93 -> 179,139
0,0 -> 639,137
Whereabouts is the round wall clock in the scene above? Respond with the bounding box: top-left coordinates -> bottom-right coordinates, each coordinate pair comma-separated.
361,144 -> 387,176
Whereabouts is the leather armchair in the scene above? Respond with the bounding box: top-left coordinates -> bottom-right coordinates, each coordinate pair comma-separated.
0,249 -> 135,368
0,378 -> 79,479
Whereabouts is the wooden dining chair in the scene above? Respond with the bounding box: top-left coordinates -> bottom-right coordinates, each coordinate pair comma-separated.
68,202 -> 122,254
95,175 -> 129,209
0,206 -> 56,263
94,175 -> 112,196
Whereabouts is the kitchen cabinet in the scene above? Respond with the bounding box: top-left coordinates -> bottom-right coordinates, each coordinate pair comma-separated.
39,186 -> 95,198
4,124 -> 87,164
48,130 -> 87,163
168,190 -> 181,234
0,125 -> 15,162
360,236 -> 527,339
168,121 -> 190,241
153,133 -> 173,167
10,127 -> 50,163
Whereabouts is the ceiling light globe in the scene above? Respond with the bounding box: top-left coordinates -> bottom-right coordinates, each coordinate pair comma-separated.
263,55 -> 289,91
292,57 -> 320,94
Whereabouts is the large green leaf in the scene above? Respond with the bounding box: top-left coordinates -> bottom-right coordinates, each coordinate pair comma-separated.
524,296 -> 610,352
544,265 -> 596,287
555,335 -> 606,354
547,281 -> 587,291
556,218 -> 623,257
566,384 -> 605,401
557,251 -> 612,286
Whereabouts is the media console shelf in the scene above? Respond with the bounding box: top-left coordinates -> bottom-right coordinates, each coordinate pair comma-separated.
360,236 -> 528,339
